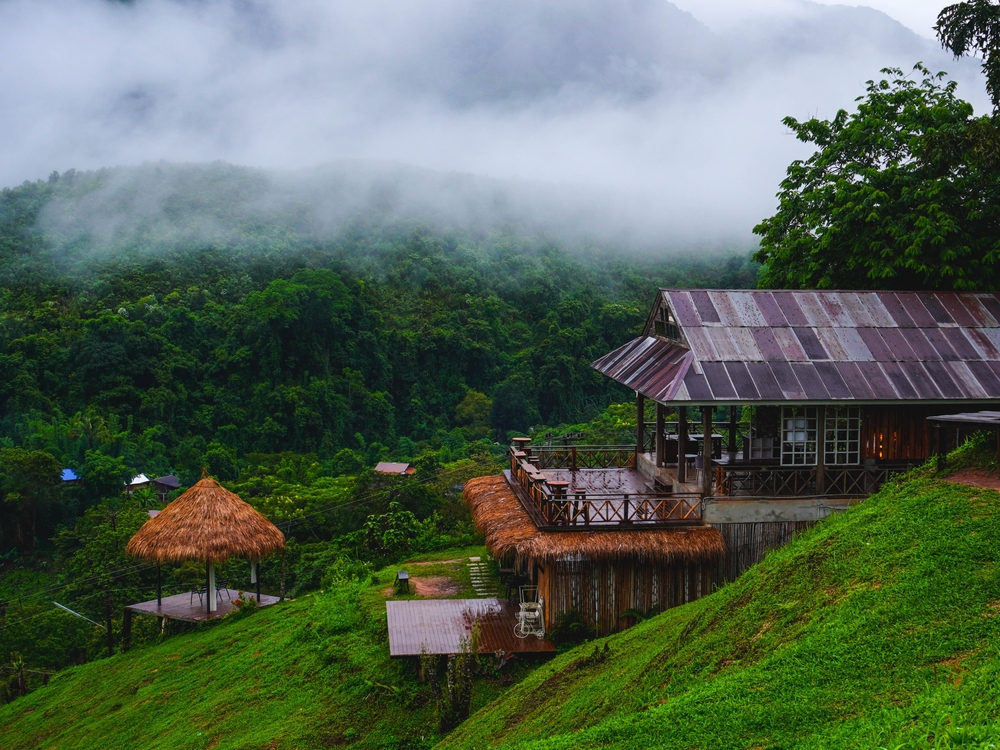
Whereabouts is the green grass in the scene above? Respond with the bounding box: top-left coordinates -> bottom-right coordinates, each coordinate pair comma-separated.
0,546 -> 531,749
442,449 -> 1000,749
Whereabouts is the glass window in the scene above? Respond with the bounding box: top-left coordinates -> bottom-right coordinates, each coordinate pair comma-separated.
824,407 -> 861,465
781,406 -> 817,465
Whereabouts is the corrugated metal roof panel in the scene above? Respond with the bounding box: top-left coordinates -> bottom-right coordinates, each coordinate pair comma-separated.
708,291 -> 743,327
746,362 -> 784,399
818,293 -> 855,327
669,291 -> 701,328
797,293 -> 834,328
689,290 -> 721,324
731,293 -> 767,327
773,291 -> 809,325
836,361 -> 876,399
753,292 -> 788,327
725,362 -> 761,400
593,290 -> 1000,403
814,361 -> 852,399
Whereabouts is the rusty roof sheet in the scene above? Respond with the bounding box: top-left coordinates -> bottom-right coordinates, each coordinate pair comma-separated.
592,290 -> 1000,404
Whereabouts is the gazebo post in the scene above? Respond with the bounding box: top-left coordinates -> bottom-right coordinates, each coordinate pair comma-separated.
206,560 -> 219,614
156,562 -> 161,606
256,563 -> 261,603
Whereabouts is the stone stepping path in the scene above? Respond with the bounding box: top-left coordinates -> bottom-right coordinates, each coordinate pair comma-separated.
467,556 -> 498,597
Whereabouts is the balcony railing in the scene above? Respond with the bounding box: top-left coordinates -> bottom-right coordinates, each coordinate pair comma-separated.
508,444 -> 703,529
714,463 -> 913,498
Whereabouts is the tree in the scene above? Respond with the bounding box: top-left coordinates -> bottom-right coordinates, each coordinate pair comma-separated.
753,65 -> 1000,290
0,448 -> 62,555
936,0 -> 1000,112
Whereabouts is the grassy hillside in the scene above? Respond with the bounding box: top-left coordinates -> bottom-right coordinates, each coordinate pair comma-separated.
0,547 -> 529,750
443,448 -> 1000,749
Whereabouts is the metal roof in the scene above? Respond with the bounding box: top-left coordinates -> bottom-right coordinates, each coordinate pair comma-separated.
592,290 -> 1000,405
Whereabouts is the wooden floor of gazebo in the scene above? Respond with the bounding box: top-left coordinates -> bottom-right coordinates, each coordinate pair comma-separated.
126,589 -> 281,623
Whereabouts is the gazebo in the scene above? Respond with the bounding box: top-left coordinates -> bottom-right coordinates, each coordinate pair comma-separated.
124,475 -> 286,627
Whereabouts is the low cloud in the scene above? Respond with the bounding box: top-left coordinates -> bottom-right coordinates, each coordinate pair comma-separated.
2,0 -> 989,251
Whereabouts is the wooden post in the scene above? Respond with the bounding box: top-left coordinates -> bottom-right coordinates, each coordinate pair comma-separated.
936,424 -> 944,472
728,406 -> 738,458
815,405 -> 826,496
571,446 -> 577,472
655,403 -> 666,467
156,562 -> 162,607
122,609 -> 132,652
636,392 -> 645,457
702,407 -> 713,499
208,560 -> 217,614
104,590 -> 114,657
256,562 -> 261,603
678,406 -> 688,483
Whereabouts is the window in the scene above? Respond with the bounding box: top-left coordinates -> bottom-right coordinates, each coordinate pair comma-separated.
653,305 -> 680,340
781,406 -> 817,465
824,407 -> 861,465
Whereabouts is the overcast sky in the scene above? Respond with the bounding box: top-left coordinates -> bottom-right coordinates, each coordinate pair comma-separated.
0,0 -> 989,249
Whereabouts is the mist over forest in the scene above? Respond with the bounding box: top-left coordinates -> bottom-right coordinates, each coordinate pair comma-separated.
1,0 -> 989,248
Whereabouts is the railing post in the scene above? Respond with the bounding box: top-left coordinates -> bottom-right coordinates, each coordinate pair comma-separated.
623,494 -> 630,523
571,446 -> 577,472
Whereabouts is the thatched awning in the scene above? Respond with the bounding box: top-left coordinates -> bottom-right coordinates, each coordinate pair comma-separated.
463,475 -> 724,566
126,476 -> 285,564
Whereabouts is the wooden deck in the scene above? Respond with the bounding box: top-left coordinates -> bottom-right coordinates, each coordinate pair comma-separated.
126,590 -> 281,623
385,598 -> 557,656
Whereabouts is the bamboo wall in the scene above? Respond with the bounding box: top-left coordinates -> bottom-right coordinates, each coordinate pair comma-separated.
711,521 -> 815,584
538,558 -> 713,636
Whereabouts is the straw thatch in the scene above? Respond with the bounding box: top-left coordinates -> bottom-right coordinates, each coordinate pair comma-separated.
463,475 -> 724,566
126,476 -> 285,563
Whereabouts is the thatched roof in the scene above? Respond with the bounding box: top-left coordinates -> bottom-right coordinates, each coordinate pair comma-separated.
126,477 -> 285,563
463,475 -> 724,566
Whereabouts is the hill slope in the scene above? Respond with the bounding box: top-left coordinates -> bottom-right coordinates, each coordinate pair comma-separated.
0,549 -> 515,750
443,452 -> 1000,749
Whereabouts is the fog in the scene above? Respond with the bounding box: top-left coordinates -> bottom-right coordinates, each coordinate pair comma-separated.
1,0 -> 990,250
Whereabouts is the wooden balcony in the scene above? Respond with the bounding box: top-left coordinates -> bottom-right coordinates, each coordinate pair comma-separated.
508,445 -> 704,530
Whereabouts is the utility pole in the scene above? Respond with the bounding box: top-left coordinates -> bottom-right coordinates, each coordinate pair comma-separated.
104,590 -> 114,657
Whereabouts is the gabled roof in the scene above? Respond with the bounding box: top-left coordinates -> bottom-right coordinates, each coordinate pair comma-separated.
592,290 -> 1000,404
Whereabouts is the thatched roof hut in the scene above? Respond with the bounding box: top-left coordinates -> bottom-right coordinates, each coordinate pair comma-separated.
126,476 -> 285,564
463,475 -> 724,567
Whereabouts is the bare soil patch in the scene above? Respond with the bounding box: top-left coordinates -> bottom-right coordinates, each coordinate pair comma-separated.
383,575 -> 463,598
945,468 -> 1000,491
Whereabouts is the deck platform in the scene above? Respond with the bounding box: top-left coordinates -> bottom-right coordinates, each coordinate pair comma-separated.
386,598 -> 557,656
125,589 -> 281,623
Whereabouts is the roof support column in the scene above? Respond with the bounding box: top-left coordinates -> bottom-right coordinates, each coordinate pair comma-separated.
677,406 -> 688,484
816,405 -> 826,496
635,392 -> 645,459
728,406 -> 739,460
655,403 -> 666,467
702,407 -> 713,499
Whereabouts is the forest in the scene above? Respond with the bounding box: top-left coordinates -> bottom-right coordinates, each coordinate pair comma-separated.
0,162 -> 756,691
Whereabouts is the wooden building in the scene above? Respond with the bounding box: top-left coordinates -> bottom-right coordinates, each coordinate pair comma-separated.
591,289 -> 1000,578
466,290 -> 1000,635
464,475 -> 723,636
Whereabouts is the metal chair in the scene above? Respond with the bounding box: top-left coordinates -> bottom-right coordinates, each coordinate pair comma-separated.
514,585 -> 545,639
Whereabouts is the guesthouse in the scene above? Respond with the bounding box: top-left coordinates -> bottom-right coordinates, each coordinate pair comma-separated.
467,290 -> 1000,634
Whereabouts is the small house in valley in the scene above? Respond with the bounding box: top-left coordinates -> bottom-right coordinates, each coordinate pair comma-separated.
467,289 -> 1000,635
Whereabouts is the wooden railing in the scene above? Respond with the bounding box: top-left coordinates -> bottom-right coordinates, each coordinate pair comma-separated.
715,463 -> 912,498
508,445 -> 703,529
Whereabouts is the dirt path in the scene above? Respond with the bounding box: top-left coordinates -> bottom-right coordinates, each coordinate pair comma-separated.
945,468 -> 1000,491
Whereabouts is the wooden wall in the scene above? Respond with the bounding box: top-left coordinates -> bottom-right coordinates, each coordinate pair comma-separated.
711,521 -> 815,584
538,558 -> 713,636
